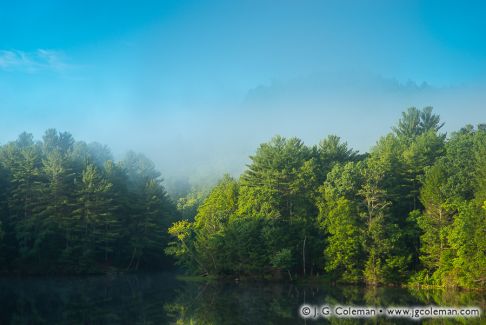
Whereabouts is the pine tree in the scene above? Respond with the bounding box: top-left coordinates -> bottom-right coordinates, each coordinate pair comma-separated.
70,163 -> 118,272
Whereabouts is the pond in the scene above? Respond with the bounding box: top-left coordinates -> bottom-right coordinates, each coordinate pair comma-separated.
0,272 -> 484,324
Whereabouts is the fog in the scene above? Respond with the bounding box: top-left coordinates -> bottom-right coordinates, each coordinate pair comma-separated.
1,1 -> 485,192
2,70 -> 485,193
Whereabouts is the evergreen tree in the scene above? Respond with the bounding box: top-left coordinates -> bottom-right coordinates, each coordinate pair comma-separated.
69,163 -> 118,272
0,130 -> 176,274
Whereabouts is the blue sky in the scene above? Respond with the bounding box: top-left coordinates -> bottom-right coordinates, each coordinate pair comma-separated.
1,0 -> 485,182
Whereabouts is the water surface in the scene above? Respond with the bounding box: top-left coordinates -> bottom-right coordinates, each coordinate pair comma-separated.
0,273 -> 484,324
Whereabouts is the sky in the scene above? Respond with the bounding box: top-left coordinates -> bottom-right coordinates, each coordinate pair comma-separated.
1,0 -> 485,186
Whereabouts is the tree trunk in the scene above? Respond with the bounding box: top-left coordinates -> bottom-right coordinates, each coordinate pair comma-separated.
127,247 -> 137,270
302,235 -> 306,277
287,269 -> 293,281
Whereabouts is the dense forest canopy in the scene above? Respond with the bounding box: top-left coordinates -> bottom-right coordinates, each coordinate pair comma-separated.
0,107 -> 485,289
167,107 -> 486,289
0,129 -> 177,274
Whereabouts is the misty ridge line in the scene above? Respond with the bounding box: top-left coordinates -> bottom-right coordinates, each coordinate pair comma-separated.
3,68 -> 486,190
2,105 -> 482,199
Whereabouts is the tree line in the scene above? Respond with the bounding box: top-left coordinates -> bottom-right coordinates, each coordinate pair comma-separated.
0,108 -> 484,287
167,107 -> 486,289
0,129 -> 177,274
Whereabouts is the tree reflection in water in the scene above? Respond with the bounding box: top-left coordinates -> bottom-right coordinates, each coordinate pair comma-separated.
0,273 -> 484,324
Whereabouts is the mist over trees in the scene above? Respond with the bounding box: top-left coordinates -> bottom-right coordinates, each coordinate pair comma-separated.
0,129 -> 177,274
167,107 -> 486,289
0,108 -> 484,289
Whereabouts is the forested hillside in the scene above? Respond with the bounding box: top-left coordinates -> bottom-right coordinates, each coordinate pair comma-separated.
167,107 -> 486,289
1,108 -> 484,287
0,129 -> 177,274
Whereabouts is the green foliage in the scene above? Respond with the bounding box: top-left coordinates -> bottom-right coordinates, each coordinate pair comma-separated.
448,202 -> 486,288
165,220 -> 200,272
194,175 -> 238,229
321,196 -> 363,283
176,188 -> 208,220
270,248 -> 294,280
68,163 -> 119,272
0,130 -> 176,274
1,107 -> 484,290
167,106 -> 485,289
270,248 -> 293,270
393,106 -> 444,142
238,136 -> 313,219
416,125 -> 486,288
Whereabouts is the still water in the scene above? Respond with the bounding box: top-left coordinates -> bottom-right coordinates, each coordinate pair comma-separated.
0,272 -> 484,324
